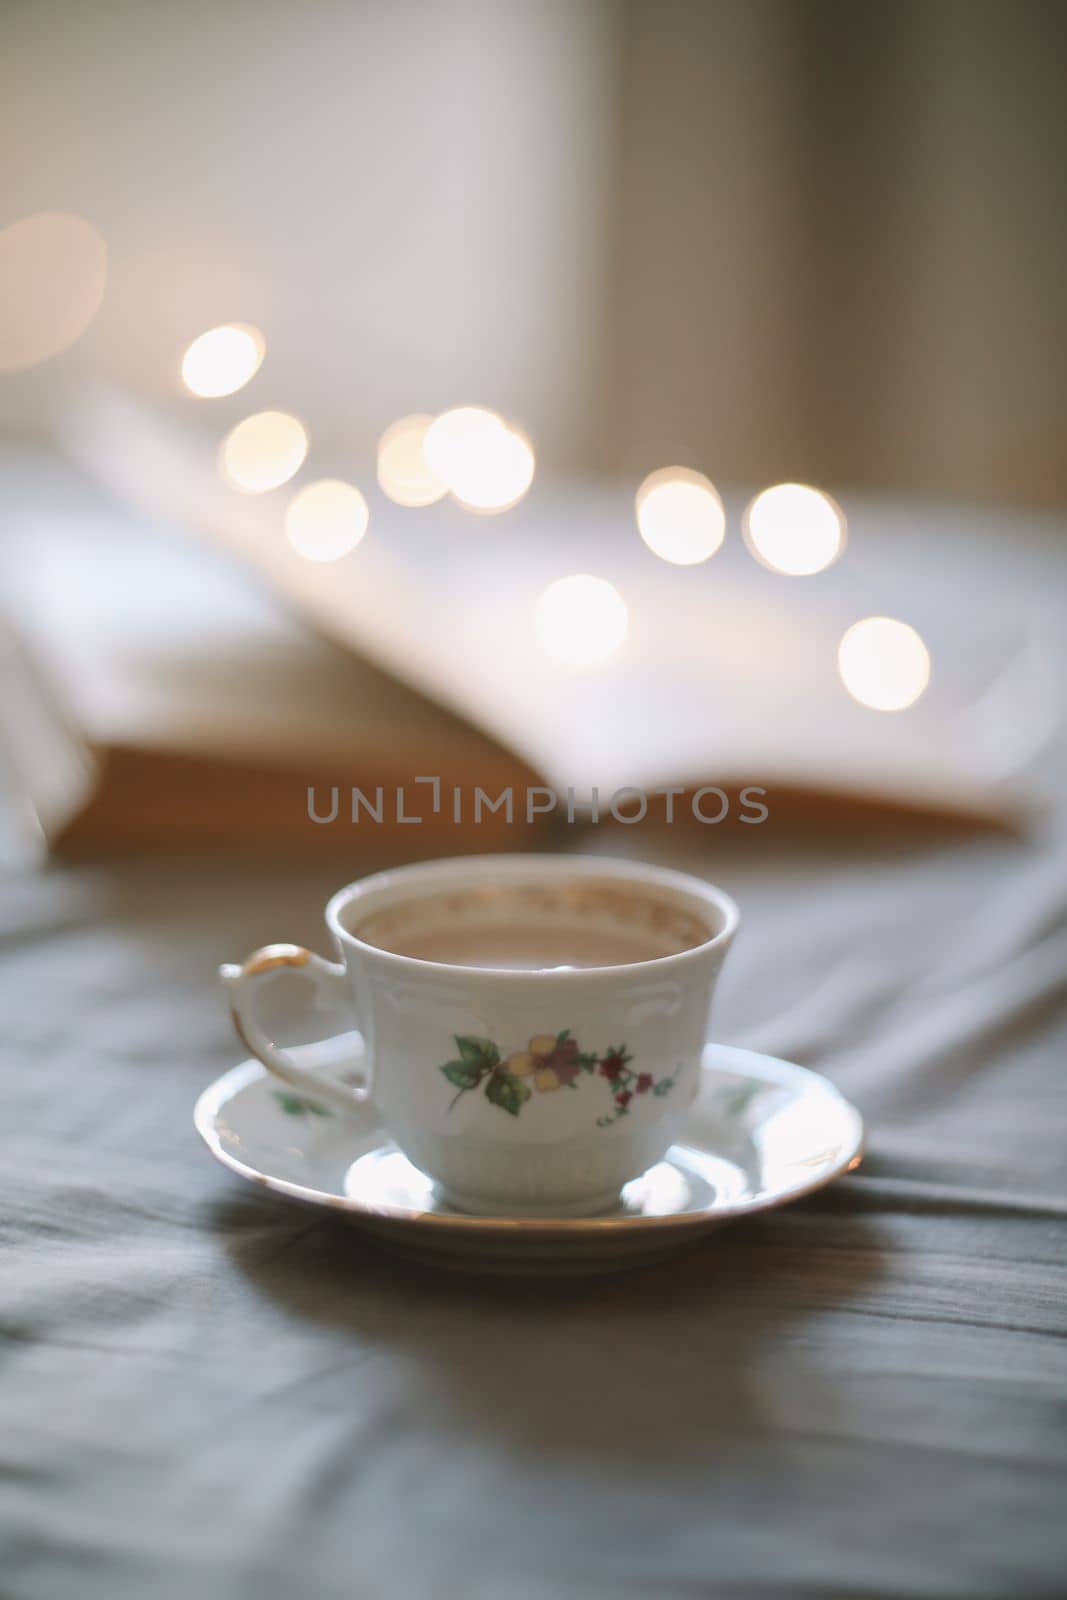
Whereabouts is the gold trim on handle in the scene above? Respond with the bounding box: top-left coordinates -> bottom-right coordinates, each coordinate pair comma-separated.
241,943 -> 312,978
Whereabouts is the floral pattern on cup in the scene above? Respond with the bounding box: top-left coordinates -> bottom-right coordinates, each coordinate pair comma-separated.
439,1030 -> 678,1125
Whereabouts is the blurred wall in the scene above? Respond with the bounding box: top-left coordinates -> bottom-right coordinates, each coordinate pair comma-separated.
3,0 -> 1066,505
609,0 -> 1067,506
606,0 -> 810,487
0,0 -> 618,470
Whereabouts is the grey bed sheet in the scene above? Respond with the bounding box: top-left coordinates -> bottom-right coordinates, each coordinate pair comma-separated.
2,825 -> 1066,1600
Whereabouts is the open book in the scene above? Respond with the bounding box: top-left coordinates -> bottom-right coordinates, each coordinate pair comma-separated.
0,391 -> 1055,861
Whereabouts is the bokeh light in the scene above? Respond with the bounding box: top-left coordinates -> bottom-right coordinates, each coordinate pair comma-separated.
838,616 -> 930,711
422,406 -> 502,482
423,405 -> 535,512
743,483 -> 846,575
451,425 -> 534,512
220,411 -> 308,493
535,575 -> 628,667
285,479 -> 369,561
0,211 -> 107,372
376,414 -> 447,506
181,324 -> 265,397
635,467 -> 725,565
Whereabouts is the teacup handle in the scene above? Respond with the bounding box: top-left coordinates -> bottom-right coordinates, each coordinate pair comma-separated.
220,943 -> 369,1112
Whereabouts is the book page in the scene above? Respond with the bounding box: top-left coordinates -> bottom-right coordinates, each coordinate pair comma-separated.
0,445 -> 515,779
63,389 -> 1063,822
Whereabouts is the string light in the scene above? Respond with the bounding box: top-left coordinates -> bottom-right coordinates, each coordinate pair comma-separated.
838,617 -> 930,711
423,406 -> 535,513
743,483 -> 846,575
181,324 -> 265,397
285,479 -> 369,561
0,211 -> 107,371
636,467 -> 725,565
220,411 -> 308,493
535,575 -> 628,667
377,414 -> 447,506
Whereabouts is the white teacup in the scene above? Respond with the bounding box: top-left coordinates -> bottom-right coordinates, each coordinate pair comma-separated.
221,854 -> 739,1216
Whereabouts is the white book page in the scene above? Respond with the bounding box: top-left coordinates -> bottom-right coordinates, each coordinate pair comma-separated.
63,389 -> 1063,820
0,448 -> 484,768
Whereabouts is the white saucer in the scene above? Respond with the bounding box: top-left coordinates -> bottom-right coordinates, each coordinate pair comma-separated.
194,1042 -> 863,1275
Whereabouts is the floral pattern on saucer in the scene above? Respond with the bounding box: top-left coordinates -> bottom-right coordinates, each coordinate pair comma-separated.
273,1089 -> 332,1119
439,1030 -> 678,1125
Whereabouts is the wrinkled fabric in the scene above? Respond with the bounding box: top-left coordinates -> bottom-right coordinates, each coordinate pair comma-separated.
2,827 -> 1066,1600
